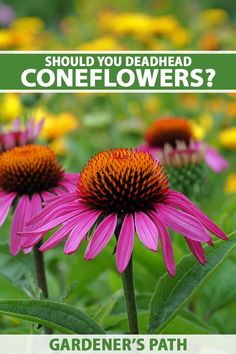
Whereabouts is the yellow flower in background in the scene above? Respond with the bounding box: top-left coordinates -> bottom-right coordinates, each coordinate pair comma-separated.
38,111 -> 79,141
151,15 -> 178,35
0,94 -> 22,121
34,108 -> 79,154
226,102 -> 236,118
102,13 -> 153,37
169,27 -> 190,47
225,174 -> 236,193
50,137 -> 69,156
191,122 -> 205,140
144,96 -> 161,115
199,113 -> 213,131
220,127 -> 236,149
191,114 -> 213,140
201,9 -> 228,27
100,12 -> 189,46
0,29 -> 14,49
11,17 -> 44,34
79,36 -> 122,51
0,17 -> 46,50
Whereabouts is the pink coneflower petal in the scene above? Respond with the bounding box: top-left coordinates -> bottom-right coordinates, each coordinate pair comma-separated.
205,146 -> 229,173
31,202 -> 81,228
149,211 -> 175,277
116,214 -> 135,273
167,190 -> 228,240
20,204 -> 88,238
23,247 -> 33,254
135,211 -> 158,251
52,187 -> 66,195
156,204 -> 211,242
185,238 -> 206,265
0,192 -> 16,226
19,131 -> 27,145
12,118 -> 21,130
41,191 -> 55,202
64,210 -> 101,255
85,214 -> 117,260
34,119 -> 44,137
1,132 -> 15,150
20,193 -> 44,248
10,195 -> 30,255
27,193 -> 79,225
26,209 -> 83,233
39,216 -> 81,251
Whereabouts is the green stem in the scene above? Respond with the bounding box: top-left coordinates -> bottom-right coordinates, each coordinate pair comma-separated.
33,241 -> 52,334
121,256 -> 139,334
33,242 -> 49,299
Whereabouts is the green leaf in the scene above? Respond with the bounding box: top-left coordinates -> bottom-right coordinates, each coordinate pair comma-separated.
0,243 -> 35,296
160,315 -> 212,334
149,235 -> 236,334
93,290 -> 122,325
0,300 -> 105,334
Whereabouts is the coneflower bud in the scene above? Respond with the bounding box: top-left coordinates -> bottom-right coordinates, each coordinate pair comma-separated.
157,141 -> 208,198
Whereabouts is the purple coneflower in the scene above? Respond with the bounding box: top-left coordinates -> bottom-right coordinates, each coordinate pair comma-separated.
20,148 -> 227,276
0,144 -> 76,255
0,117 -> 43,153
139,117 -> 229,173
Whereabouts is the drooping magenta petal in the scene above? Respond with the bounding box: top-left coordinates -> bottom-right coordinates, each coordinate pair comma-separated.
116,214 -> 135,273
27,193 -> 79,225
64,210 -> 101,255
135,211 -> 158,251
85,214 -> 117,260
10,195 -> 30,255
149,211 -> 175,277
167,190 -> 227,240
185,238 -> 206,265
156,204 -> 211,242
23,247 -> 33,254
34,118 -> 44,137
205,146 -> 229,173
39,217 -> 81,251
29,202 -> 83,230
1,132 -> 15,149
18,131 -> 27,145
19,194 -> 45,249
0,192 -> 16,226
12,118 -> 21,130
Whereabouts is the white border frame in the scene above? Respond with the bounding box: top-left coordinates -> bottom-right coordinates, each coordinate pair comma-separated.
0,50 -> 235,93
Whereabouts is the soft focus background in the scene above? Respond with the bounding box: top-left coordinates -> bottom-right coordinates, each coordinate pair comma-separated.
0,0 -> 236,334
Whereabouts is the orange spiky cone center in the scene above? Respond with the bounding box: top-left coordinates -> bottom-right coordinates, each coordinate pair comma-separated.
78,148 -> 169,213
0,144 -> 64,195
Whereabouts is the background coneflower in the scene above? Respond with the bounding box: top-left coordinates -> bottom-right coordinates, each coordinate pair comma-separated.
140,117 -> 229,174
20,148 -> 227,334
139,117 -> 229,198
0,144 -> 77,316
0,117 -> 44,153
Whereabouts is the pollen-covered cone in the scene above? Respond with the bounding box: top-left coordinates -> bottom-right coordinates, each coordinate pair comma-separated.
19,148 -> 227,276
